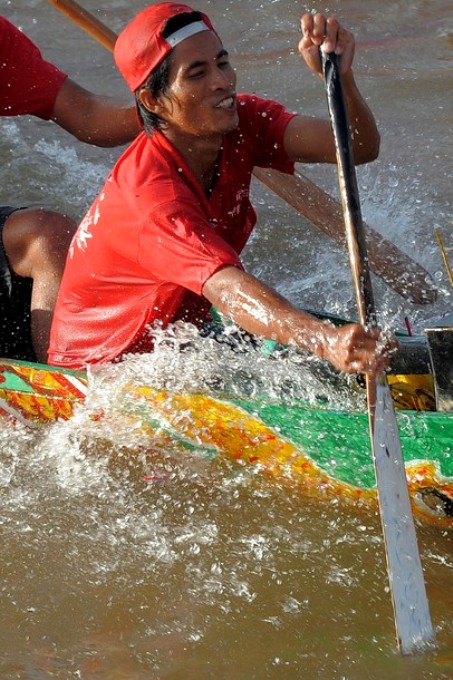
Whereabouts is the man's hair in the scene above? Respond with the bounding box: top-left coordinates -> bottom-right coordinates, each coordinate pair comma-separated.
136,11 -> 203,134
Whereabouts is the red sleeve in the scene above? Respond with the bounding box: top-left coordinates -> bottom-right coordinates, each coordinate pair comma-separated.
0,16 -> 68,119
237,93 -> 296,173
137,199 -> 243,296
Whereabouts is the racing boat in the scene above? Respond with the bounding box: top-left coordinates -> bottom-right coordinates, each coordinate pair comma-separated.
0,314 -> 451,527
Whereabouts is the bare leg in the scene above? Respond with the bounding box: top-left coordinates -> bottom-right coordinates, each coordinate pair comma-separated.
3,208 -> 76,362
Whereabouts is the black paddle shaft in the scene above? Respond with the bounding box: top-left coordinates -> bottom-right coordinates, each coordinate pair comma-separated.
321,51 -> 377,329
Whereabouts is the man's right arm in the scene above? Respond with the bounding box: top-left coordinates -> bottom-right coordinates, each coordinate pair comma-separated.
202,266 -> 395,375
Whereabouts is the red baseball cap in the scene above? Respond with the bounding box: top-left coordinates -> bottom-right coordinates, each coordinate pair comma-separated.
114,3 -> 216,92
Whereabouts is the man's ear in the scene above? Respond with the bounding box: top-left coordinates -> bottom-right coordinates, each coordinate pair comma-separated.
138,88 -> 165,115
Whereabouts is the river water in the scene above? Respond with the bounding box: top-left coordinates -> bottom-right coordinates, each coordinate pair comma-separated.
1,1 -> 452,678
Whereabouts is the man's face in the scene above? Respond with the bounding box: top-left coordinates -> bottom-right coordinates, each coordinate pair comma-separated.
152,30 -> 239,139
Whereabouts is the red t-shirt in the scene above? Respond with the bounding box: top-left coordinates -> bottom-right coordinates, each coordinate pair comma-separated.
0,16 -> 67,118
48,94 -> 296,368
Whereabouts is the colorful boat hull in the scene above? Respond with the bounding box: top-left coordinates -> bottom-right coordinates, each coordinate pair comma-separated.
0,358 -> 452,525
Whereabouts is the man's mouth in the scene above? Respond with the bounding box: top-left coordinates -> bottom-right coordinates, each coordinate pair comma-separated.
215,95 -> 236,110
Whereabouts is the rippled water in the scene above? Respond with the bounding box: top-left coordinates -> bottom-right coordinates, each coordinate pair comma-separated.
1,1 -> 452,678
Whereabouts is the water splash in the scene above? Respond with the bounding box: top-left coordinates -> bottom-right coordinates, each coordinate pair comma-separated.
86,321 -> 363,410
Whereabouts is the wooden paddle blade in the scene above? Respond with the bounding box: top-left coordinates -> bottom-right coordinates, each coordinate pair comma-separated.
253,168 -> 437,305
373,379 -> 435,654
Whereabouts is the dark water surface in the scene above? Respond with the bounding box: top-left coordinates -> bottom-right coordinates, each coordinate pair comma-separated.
1,1 -> 452,678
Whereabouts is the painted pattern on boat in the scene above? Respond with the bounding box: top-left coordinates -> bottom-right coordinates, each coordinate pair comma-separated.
0,358 -> 451,525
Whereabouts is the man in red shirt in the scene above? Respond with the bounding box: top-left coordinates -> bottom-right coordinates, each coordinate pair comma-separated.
0,15 -> 139,362
49,3 -> 395,374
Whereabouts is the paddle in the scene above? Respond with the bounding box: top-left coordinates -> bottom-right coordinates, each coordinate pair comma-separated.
435,227 -> 453,287
321,50 -> 435,654
46,0 -> 438,305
